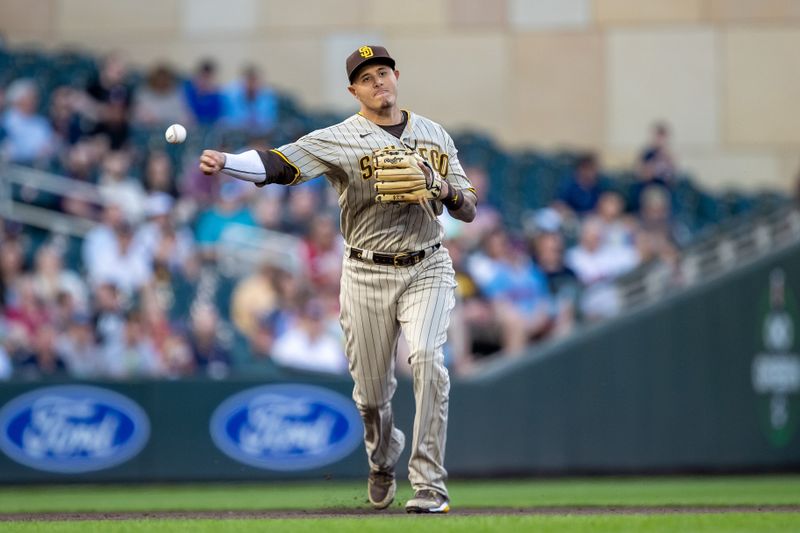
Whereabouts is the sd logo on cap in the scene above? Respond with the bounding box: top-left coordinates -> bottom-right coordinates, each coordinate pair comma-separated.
346,45 -> 395,83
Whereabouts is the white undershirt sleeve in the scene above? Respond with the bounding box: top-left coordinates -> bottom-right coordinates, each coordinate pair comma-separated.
221,150 -> 267,184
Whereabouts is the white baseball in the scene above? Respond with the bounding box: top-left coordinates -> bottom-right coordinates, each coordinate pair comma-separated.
165,123 -> 187,144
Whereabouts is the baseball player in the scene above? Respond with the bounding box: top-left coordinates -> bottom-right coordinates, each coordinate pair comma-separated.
199,45 -> 477,513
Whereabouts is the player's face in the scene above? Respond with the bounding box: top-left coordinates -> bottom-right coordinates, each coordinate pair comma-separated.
348,64 -> 399,112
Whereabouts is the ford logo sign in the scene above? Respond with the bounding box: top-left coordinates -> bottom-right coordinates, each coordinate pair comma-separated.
210,384 -> 363,471
0,385 -> 150,473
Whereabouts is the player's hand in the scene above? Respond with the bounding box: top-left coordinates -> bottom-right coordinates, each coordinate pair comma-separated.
419,162 -> 449,199
199,150 -> 226,175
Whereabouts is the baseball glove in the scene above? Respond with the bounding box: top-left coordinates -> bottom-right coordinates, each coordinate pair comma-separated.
373,147 -> 444,219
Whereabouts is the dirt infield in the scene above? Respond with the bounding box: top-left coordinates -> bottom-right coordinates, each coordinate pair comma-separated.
3,506 -> 800,521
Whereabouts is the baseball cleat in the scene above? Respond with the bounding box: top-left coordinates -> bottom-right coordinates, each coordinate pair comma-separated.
368,469 -> 396,510
405,489 -> 450,514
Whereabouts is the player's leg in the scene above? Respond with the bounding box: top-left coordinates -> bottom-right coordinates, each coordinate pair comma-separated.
339,259 -> 406,506
396,248 -> 456,508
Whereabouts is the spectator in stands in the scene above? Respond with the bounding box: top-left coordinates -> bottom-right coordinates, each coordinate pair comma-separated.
92,282 -> 125,353
250,312 -> 276,358
0,238 -> 25,307
630,122 -> 677,214
222,64 -> 278,135
48,86 -> 82,146
57,312 -> 104,379
139,284 -> 168,344
593,190 -> 637,248
283,186 -> 321,235
98,150 -> 147,222
268,269 -> 308,340
524,207 -> 563,240
58,135 -> 110,216
142,151 -> 179,197
230,262 -> 279,339
17,323 -> 67,379
104,308 -> 162,379
160,333 -> 194,378
195,181 -> 256,256
468,229 -> 554,355
87,220 -> 152,296
300,214 -> 343,291
252,190 -> 285,232
239,311 -> 284,377
85,53 -> 134,149
272,298 -> 347,375
640,121 -> 676,183
150,246 -> 203,324
137,285 -> 191,378
530,231 -> 579,337
565,218 -> 639,287
83,202 -> 125,276
554,153 -> 608,218
60,140 -> 98,185
135,192 -> 195,272
0,78 -> 56,166
4,276 -> 50,341
180,147 -> 225,212
184,58 -> 224,126
188,303 -> 231,379
30,244 -> 88,312
531,231 -> 579,301
565,218 -> 639,320
636,185 -> 681,267
132,63 -> 193,128
51,290 -> 78,331
3,322 -> 34,378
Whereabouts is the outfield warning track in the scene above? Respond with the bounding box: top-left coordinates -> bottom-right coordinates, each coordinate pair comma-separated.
2,506 -> 800,521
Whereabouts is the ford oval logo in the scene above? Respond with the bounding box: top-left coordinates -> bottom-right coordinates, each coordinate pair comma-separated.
0,386 -> 150,473
210,384 -> 363,471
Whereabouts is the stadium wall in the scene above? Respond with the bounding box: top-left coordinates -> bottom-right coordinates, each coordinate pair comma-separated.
1,238 -> 798,483
1,0 -> 799,192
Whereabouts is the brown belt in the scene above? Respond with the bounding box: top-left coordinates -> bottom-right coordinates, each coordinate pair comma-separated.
349,243 -> 441,267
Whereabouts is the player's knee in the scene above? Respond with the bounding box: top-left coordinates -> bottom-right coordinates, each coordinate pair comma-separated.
409,349 -> 448,379
408,346 -> 441,366
412,363 -> 450,397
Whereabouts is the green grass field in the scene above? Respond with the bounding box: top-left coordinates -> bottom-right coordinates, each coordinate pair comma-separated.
2,476 -> 799,532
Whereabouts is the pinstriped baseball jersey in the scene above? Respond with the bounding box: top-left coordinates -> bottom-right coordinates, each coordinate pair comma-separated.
273,111 -> 473,253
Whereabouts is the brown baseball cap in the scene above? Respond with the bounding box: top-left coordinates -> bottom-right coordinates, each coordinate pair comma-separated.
346,45 -> 395,83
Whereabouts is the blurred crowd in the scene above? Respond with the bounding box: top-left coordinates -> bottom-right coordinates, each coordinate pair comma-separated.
0,52 -> 705,381
440,124 -> 688,373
